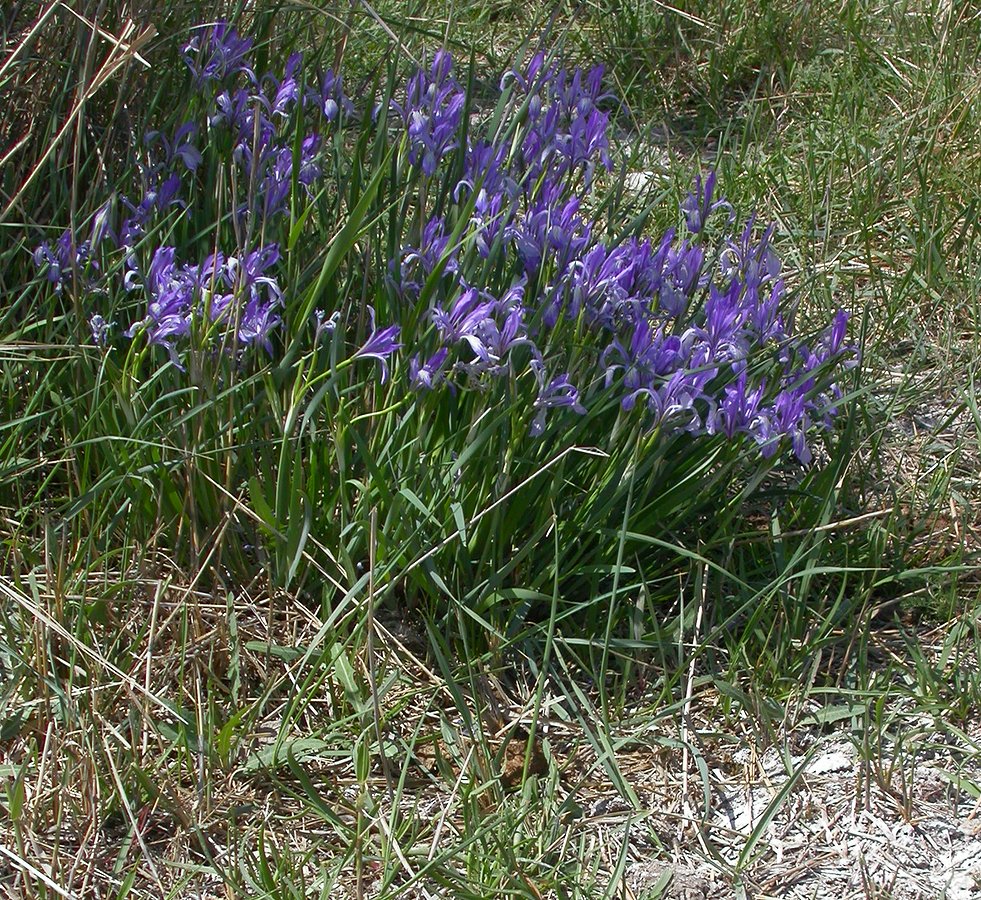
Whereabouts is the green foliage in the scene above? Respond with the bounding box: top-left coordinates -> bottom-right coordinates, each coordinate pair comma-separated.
0,1 -> 979,896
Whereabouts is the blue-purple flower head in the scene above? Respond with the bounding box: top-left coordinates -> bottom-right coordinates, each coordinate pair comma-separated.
145,121 -> 202,173
314,68 -> 354,122
505,54 -> 613,185
125,243 -> 283,365
183,21 -> 255,88
126,246 -> 193,363
681,170 -> 734,235
394,216 -> 458,298
392,49 -> 465,176
409,347 -> 450,391
33,230 -> 95,292
89,314 -> 111,346
354,307 -> 401,383
529,361 -> 586,437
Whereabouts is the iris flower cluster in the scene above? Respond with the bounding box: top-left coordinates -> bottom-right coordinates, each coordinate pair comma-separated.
32,25 -> 855,465
390,50 -> 855,462
33,22 -> 352,364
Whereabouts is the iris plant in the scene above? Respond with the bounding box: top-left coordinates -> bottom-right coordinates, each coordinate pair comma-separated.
32,27 -> 855,468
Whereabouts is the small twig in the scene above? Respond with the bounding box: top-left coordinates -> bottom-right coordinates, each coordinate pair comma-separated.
681,562 -> 706,831
733,508 -> 894,544
367,507 -> 393,799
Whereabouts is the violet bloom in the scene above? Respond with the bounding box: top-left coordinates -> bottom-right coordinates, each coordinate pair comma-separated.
237,295 -> 282,354
395,216 -> 457,298
126,246 -> 193,365
264,52 -> 303,117
557,106 -> 611,182
183,21 -> 255,89
255,136 -> 322,219
510,57 -> 614,184
708,371 -> 768,440
314,69 -> 354,122
500,50 -> 549,95
432,286 -> 498,353
681,170 -> 733,234
508,188 -> 592,281
313,309 -> 341,343
89,314 -> 111,346
33,230 -> 94,292
203,245 -> 284,352
409,347 -> 450,390
210,86 -> 258,139
392,49 -> 465,176
470,192 -> 512,259
603,320 -> 689,402
740,277 -> 786,346
757,387 -> 812,464
462,298 -> 536,376
721,217 -> 780,285
456,140 -> 514,204
687,280 -> 751,369
529,362 -> 586,437
564,240 -> 645,328
655,369 -> 711,433
825,309 -> 851,357
354,308 -> 401,383
116,171 -> 183,251
519,102 -> 562,182
658,239 -> 705,319
145,121 -> 202,173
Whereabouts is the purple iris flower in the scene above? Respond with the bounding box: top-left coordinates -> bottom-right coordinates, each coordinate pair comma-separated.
602,320 -> 690,402
392,49 -> 465,176
237,295 -> 282,354
626,368 -> 710,433
145,121 -> 202,172
721,217 -> 780,286
688,280 -> 751,368
183,21 -> 256,88
554,64 -> 611,117
125,243 -> 284,363
432,286 -> 498,353
89,314 -> 111,346
354,308 -> 401,383
313,69 -> 354,122
126,246 -> 193,364
395,216 -> 457,298
658,240 -> 705,319
509,188 -> 592,280
757,387 -> 812,464
500,51 -> 549,95
564,240 -> 649,327
708,371 -> 768,440
253,136 -> 321,219
409,347 -> 450,390
313,309 -> 341,344
264,52 -> 303,117
33,230 -> 94,292
508,56 -> 614,185
467,299 -> 536,374
681,170 -> 734,234
557,106 -> 611,182
826,309 -> 850,356
456,141 -> 514,204
210,87 -> 256,138
529,362 -> 586,437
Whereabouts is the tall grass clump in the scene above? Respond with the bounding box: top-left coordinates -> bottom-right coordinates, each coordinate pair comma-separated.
10,20 -> 857,649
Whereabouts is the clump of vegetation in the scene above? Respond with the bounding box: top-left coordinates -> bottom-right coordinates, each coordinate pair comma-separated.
23,23 -> 854,636
1,3 -> 978,897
